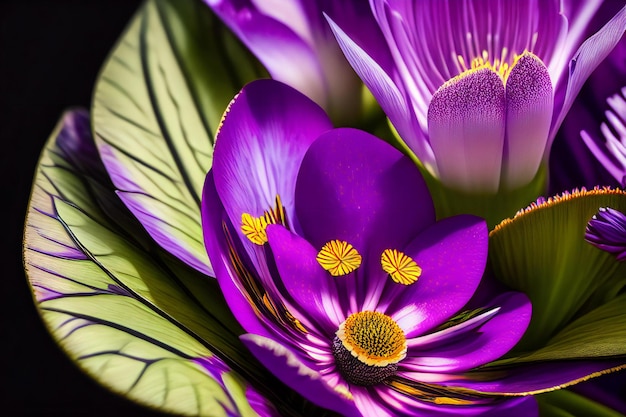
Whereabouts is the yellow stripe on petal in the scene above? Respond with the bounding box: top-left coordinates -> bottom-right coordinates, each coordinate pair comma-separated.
317,240 -> 361,276
381,249 -> 421,285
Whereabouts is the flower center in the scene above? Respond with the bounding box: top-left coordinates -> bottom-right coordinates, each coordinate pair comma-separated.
333,311 -> 407,386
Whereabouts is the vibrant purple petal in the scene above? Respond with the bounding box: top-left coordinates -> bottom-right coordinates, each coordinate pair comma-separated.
201,171 -> 273,338
296,128 -> 434,259
586,207 -> 626,260
371,0 -> 565,121
449,361 -> 626,395
56,109 -> 107,181
205,1 -> 368,123
240,334 -> 361,417
406,308 -> 500,349
325,15 -> 434,167
550,6 -> 626,143
383,215 -> 488,337
549,0 -> 603,84
581,86 -> 626,187
265,224 -> 343,335
212,79 -> 331,230
206,0 -> 328,106
401,292 -> 531,373
427,68 -> 505,192
212,79 -> 332,273
503,53 -> 554,188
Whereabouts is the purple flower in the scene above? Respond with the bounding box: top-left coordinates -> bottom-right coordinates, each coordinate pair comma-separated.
201,79 -> 535,416
582,86 -> 626,188
204,0 -> 377,124
327,1 -> 626,192
586,207 -> 626,260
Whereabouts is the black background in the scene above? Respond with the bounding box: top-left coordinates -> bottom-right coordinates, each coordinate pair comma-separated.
1,1 -> 164,415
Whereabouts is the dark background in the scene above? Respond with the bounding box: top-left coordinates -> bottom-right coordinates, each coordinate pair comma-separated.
1,1 -> 164,415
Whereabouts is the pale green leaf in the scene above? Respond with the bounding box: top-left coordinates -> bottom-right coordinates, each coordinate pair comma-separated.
92,0 -> 265,276
23,110 -> 284,416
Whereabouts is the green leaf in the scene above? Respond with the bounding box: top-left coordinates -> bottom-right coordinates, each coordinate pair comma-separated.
489,188 -> 626,357
24,110 -> 283,416
91,0 -> 265,276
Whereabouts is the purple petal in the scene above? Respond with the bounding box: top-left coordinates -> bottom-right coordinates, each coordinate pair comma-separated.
265,225 -> 343,335
449,360 -> 626,395
117,191 -> 212,276
503,53 -> 554,188
427,68 -> 505,192
240,334 -> 361,417
212,79 -> 331,270
581,86 -> 626,187
401,292 -> 531,373
55,109 -> 107,180
407,308 -> 501,349
295,127 -> 435,260
201,171 -> 273,338
325,15 -> 434,167
586,207 -> 626,260
550,6 -> 626,144
383,215 -> 488,337
206,0 -> 328,106
371,0 -> 565,122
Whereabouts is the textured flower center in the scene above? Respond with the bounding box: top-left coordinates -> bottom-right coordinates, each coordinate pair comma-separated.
333,311 -> 407,386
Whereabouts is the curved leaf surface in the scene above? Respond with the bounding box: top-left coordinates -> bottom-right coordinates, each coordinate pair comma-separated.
489,188 -> 626,362
23,110 -> 280,416
92,0 -> 264,276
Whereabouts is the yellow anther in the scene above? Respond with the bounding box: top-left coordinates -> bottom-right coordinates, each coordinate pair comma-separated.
241,213 -> 270,245
316,240 -> 362,276
381,249 -> 421,285
240,195 -> 287,245
456,49 -> 532,84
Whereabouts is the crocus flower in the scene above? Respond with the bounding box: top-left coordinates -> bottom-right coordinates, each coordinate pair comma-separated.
201,79 -> 536,416
582,86 -> 626,187
586,206 -> 626,260
327,1 -> 626,192
204,0 -> 378,124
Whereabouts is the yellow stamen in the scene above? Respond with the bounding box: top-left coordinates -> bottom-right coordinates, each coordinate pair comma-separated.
336,311 -> 407,367
241,213 -> 270,245
455,49 -> 533,84
316,240 -> 361,276
240,195 -> 286,245
381,249 -> 421,285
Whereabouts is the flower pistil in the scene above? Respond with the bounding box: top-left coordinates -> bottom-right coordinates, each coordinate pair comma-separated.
333,311 -> 407,386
